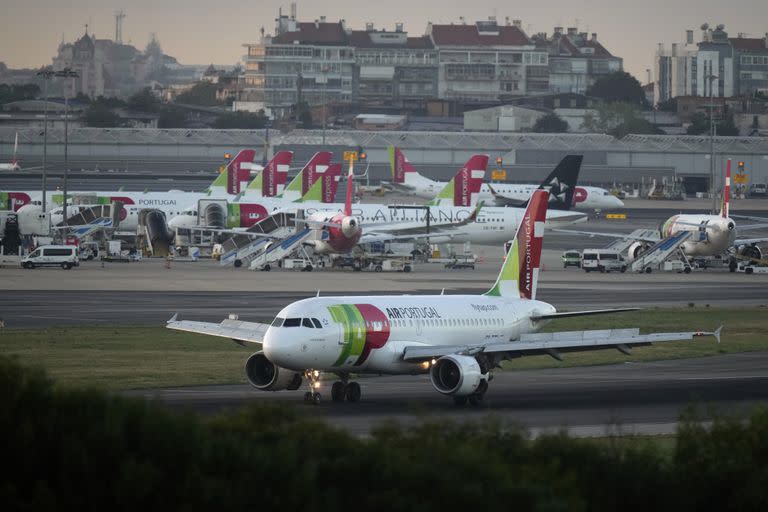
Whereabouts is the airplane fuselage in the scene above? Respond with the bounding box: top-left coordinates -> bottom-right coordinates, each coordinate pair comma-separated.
662,214 -> 737,257
263,295 -> 556,374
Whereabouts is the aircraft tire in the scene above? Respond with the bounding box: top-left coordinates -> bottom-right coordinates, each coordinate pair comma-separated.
452,396 -> 468,406
331,381 -> 346,402
345,382 -> 361,402
684,266 -> 692,274
374,265 -> 382,272
404,265 -> 412,273
234,259 -> 242,268
645,267 -> 652,274
312,393 -> 321,405
263,264 -> 271,272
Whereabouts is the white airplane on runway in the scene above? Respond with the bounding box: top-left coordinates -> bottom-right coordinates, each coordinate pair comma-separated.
384,146 -> 624,211
556,160 -> 768,271
167,190 -> 720,405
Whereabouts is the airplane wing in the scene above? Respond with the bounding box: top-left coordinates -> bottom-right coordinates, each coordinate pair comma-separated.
178,225 -> 283,239
166,314 -> 269,345
361,201 -> 484,242
736,224 -> 768,231
735,237 -> 768,246
402,327 -> 722,362
486,184 -> 526,207
552,228 -> 661,243
731,214 -> 768,223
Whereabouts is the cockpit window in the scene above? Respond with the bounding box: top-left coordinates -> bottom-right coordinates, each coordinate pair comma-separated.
311,318 -> 322,329
283,318 -> 301,327
302,318 -> 314,328
271,317 -> 284,327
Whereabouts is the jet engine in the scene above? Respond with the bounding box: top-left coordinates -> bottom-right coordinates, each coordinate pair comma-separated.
738,244 -> 762,261
627,241 -> 650,260
429,355 -> 488,397
245,351 -> 302,391
340,215 -> 360,239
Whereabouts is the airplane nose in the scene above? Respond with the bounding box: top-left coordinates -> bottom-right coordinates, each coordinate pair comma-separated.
614,196 -> 625,208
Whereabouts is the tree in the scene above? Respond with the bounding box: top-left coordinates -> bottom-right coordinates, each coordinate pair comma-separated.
175,82 -> 220,106
582,102 -> 662,137
158,106 -> 187,128
294,101 -> 313,128
84,103 -> 121,128
0,83 -> 41,104
686,112 -> 740,136
532,113 -> 569,133
127,87 -> 159,112
212,111 -> 267,129
587,71 -> 647,108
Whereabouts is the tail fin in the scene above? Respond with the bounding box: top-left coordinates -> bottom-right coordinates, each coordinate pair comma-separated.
344,159 -> 354,216
428,154 -> 489,207
389,146 -> 418,184
261,151 -> 294,197
224,149 -> 257,195
301,151 -> 333,196
538,155 -> 582,211
279,152 -> 333,201
721,159 -> 731,218
485,189 -> 549,299
295,163 -> 341,203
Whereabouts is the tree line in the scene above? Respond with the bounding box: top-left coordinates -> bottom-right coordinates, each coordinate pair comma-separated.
2,355 -> 767,511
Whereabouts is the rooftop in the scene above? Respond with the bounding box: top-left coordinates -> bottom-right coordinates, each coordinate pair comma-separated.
429,22 -> 531,47
271,22 -> 348,46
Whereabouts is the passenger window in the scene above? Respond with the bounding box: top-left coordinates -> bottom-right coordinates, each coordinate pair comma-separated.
271,317 -> 284,327
312,318 -> 322,329
302,318 -> 314,328
283,318 -> 301,327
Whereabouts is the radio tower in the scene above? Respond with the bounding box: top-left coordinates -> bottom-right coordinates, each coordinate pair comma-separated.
115,10 -> 125,43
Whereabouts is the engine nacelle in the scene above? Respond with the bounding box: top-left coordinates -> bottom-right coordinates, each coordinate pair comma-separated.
738,244 -> 762,261
429,355 -> 488,397
244,351 -> 302,391
341,215 -> 360,239
627,241 -> 650,260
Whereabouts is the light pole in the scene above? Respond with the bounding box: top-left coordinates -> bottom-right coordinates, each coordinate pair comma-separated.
36,68 -> 55,213
320,66 -> 329,146
55,67 -> 79,225
708,73 -> 719,214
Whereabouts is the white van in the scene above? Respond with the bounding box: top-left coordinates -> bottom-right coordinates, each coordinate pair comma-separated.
22,245 -> 79,270
581,248 -> 627,273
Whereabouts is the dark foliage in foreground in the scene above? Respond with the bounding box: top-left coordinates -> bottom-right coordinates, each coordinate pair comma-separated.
2,355 -> 767,511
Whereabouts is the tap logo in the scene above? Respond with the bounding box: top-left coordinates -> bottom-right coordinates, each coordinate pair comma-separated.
328,304 -> 390,367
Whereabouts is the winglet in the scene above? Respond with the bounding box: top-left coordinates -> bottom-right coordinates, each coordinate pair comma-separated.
713,325 -> 724,344
167,313 -> 178,323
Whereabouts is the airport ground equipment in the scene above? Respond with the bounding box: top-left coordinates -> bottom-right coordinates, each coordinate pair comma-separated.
630,231 -> 693,274
219,211 -> 305,268
249,227 -> 314,271
137,209 -> 173,257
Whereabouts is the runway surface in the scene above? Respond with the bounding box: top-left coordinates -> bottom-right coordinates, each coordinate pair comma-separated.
3,252 -> 767,327
127,351 -> 768,437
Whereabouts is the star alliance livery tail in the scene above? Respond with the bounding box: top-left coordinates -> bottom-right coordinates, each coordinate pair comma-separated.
492,155 -> 583,210
428,155 -> 489,207
485,189 -> 548,299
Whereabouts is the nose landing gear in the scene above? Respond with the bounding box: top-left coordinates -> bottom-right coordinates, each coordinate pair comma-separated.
303,369 -> 322,404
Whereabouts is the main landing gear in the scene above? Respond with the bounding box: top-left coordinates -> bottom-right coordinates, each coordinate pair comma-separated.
331,374 -> 362,403
451,380 -> 489,407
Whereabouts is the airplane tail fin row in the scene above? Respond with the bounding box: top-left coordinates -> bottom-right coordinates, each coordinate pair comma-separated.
721,159 -> 731,218
389,146 -> 418,184
428,155 -> 489,207
485,189 -> 549,300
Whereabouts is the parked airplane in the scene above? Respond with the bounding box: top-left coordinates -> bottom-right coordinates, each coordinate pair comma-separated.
167,189 -> 720,405
385,146 -> 624,210
185,155 -> 587,252
557,160 -> 768,270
